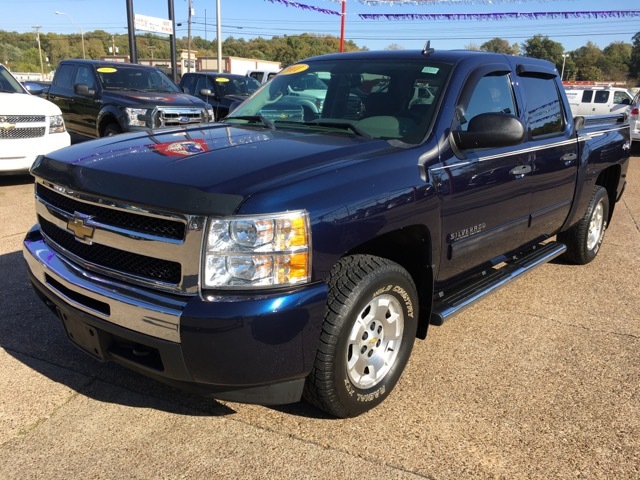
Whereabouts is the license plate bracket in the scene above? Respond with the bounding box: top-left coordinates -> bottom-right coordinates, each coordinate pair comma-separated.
57,308 -> 105,360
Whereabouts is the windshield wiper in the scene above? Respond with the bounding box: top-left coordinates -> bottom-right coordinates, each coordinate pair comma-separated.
284,120 -> 372,138
225,115 -> 275,130
307,121 -> 371,138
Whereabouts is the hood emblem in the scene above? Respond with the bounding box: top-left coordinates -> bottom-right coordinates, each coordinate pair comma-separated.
67,212 -> 95,242
178,116 -> 192,124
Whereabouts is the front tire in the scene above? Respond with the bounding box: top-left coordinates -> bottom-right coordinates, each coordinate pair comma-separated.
103,123 -> 122,137
558,185 -> 609,264
304,255 -> 418,418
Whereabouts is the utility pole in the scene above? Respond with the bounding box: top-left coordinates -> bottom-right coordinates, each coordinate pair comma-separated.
340,0 -> 346,53
187,0 -> 192,73
168,0 -> 178,82
216,0 -> 222,73
126,0 -> 137,63
33,25 -> 44,77
110,35 -> 117,57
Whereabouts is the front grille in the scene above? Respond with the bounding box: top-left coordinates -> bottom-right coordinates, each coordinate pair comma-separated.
36,183 -> 186,240
0,115 -> 45,123
156,108 -> 205,127
0,127 -> 46,139
39,215 -> 182,284
34,181 -> 205,293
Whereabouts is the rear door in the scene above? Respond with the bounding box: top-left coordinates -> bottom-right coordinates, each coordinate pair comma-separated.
515,65 -> 578,240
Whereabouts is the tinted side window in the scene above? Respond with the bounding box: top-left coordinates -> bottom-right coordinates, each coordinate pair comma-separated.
181,74 -> 196,94
460,73 -> 516,131
594,91 -> 609,104
53,64 -> 75,90
74,65 -> 96,90
520,76 -> 564,138
581,90 -> 593,102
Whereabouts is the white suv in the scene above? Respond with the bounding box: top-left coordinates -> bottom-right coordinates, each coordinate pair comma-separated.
0,64 -> 70,175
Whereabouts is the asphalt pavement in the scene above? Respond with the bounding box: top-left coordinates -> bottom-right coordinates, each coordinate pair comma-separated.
0,152 -> 638,479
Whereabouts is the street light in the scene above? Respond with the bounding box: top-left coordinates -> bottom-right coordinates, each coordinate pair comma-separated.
561,53 -> 570,81
55,11 -> 85,59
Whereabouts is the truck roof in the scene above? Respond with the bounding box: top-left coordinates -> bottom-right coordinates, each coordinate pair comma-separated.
58,59 -> 160,70
303,48 -> 554,68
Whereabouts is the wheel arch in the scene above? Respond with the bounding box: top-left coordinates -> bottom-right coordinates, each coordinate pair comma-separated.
97,108 -> 123,137
595,164 -> 621,224
345,224 -> 434,339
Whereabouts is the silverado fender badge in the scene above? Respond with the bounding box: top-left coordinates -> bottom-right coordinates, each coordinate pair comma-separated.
67,212 -> 95,243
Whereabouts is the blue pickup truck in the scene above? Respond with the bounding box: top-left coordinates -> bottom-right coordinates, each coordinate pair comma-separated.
23,48 -> 630,418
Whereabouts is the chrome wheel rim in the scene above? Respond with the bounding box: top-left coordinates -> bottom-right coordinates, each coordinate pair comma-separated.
346,293 -> 404,389
587,200 -> 605,251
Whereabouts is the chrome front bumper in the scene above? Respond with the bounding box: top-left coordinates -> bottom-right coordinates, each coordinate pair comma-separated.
23,226 -> 186,343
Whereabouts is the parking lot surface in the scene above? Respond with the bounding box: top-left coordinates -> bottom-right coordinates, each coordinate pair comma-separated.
0,153 -> 638,479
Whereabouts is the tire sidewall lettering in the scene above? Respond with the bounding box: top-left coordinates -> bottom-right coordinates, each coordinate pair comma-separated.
339,277 -> 416,405
372,283 -> 414,319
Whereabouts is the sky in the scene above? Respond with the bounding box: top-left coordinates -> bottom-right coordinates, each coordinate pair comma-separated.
0,0 -> 637,53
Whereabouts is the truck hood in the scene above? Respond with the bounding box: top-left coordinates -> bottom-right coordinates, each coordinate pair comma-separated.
31,123 -> 392,215
101,90 -> 207,107
0,91 -> 63,116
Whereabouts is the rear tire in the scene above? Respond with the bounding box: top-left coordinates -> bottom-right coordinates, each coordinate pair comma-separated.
558,185 -> 609,265
303,255 -> 418,418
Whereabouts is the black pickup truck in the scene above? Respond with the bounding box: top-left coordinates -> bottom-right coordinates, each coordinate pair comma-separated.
46,59 -> 214,139
23,49 -> 630,418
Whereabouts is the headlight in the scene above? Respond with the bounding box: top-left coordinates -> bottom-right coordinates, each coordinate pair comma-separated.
49,115 -> 66,134
125,108 -> 148,127
206,106 -> 215,122
203,210 -> 311,289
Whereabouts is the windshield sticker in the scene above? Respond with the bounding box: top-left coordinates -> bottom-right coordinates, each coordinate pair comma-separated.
280,64 -> 309,75
215,77 -> 230,83
422,67 -> 440,75
97,67 -> 118,73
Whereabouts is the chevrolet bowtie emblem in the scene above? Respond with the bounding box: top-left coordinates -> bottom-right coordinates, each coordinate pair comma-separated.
67,213 -> 95,242
0,122 -> 16,130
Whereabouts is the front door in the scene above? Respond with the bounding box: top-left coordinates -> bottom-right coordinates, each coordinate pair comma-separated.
435,66 -> 532,281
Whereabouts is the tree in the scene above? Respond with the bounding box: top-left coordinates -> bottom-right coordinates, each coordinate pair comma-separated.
598,42 -> 631,82
481,38 -> 519,55
521,34 -> 564,71
573,42 -> 604,81
628,32 -> 640,82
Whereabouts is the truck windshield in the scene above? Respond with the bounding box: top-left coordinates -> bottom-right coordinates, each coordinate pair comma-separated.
97,65 -> 181,93
0,65 -> 27,94
226,58 -> 451,144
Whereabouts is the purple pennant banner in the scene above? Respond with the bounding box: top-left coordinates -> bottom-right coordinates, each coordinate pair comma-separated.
359,10 -> 640,20
265,0 -> 342,15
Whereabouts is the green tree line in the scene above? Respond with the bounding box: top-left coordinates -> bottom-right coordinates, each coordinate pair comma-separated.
1,28 -> 638,85
470,34 -> 638,85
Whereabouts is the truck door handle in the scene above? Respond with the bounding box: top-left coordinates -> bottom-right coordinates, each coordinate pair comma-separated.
510,165 -> 532,178
560,153 -> 577,165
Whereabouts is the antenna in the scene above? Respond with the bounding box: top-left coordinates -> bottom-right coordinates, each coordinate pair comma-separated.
422,41 -> 434,56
